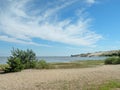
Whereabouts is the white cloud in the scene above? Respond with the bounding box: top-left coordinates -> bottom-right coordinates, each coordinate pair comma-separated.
0,0 -> 102,46
0,35 -> 51,47
86,0 -> 96,4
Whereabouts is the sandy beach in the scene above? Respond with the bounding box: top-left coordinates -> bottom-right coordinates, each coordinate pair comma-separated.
0,65 -> 120,90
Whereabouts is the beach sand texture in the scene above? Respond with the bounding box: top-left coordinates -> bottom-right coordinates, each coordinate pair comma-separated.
0,65 -> 120,90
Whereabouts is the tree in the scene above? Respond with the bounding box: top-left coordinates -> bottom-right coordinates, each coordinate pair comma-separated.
5,58 -> 24,72
5,48 -> 37,72
117,50 -> 120,57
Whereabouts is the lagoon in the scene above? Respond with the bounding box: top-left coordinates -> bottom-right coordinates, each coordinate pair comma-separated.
0,56 -> 107,64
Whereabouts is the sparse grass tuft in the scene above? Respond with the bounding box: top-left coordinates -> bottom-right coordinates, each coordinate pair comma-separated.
91,80 -> 120,90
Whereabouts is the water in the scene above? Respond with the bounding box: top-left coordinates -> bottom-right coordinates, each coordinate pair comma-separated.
0,56 -> 107,64
0,57 -> 8,64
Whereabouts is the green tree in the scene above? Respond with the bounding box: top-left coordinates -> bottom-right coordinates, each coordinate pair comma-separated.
117,50 -> 120,57
5,58 -> 24,72
11,48 -> 37,69
5,48 -> 37,72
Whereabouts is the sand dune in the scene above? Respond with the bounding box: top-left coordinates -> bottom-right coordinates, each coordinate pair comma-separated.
0,65 -> 120,90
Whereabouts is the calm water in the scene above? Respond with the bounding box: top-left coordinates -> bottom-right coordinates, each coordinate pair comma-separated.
0,56 -> 107,64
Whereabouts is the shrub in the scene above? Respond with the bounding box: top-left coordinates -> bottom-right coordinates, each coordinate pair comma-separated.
35,60 -> 54,69
10,48 -> 37,69
25,60 -> 37,69
112,58 -> 120,64
5,58 -> 24,72
105,57 -> 114,64
117,50 -> 120,57
4,48 -> 37,72
104,57 -> 120,65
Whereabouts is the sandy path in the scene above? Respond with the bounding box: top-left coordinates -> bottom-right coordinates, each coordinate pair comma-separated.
0,65 -> 120,90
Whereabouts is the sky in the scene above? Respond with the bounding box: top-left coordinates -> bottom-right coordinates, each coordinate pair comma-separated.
0,0 -> 120,56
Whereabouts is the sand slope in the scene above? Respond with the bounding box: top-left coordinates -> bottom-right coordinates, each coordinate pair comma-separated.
0,65 -> 120,90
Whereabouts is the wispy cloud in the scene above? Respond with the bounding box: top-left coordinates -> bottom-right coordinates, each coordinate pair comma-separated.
0,35 -> 51,47
0,0 -> 102,46
86,0 -> 96,4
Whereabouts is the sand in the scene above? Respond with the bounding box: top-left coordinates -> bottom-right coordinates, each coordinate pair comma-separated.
0,65 -> 120,90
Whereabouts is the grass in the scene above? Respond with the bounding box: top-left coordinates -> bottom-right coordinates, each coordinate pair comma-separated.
51,60 -> 104,69
35,78 -> 120,90
0,60 -> 104,70
0,64 -> 9,71
89,80 -> 120,90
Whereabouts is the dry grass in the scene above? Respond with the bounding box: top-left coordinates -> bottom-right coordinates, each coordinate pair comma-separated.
0,64 -> 8,71
0,65 -> 120,90
51,60 -> 104,69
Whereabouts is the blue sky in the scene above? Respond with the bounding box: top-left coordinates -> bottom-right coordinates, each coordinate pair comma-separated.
0,0 -> 120,56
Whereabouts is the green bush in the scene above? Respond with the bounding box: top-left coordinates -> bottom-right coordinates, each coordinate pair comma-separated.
112,58 -> 120,64
4,48 -> 37,72
10,48 -> 37,69
25,60 -> 37,69
105,57 -> 114,64
105,57 -> 120,65
5,58 -> 24,72
35,60 -> 54,69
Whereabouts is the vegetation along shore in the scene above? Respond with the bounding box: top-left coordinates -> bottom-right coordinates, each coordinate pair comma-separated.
0,48 -> 120,90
